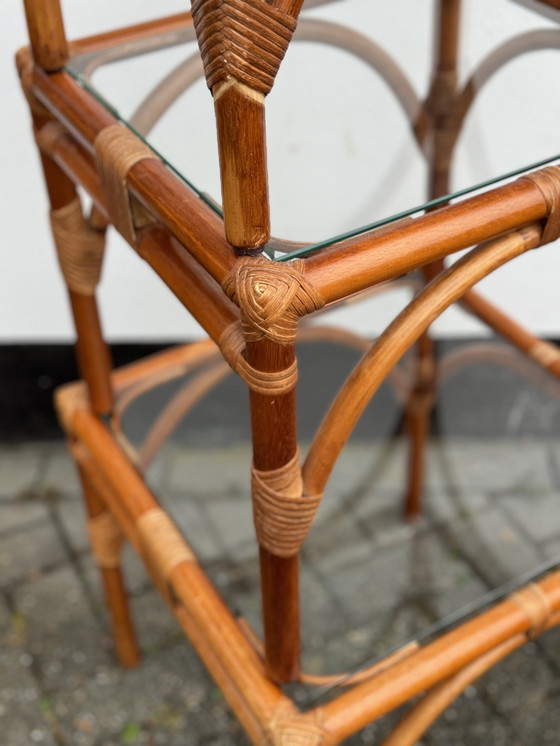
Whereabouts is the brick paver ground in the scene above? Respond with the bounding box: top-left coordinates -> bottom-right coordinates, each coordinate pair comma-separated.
2,435 -> 560,745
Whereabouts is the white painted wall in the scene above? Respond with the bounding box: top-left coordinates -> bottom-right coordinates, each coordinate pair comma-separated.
3,0 -> 560,342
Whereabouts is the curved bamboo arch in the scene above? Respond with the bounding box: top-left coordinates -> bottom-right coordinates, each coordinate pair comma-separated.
123,323 -> 412,470
437,342 -> 560,400
302,223 -> 542,497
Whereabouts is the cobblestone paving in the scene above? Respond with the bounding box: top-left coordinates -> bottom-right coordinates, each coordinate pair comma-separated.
1,438 -> 560,745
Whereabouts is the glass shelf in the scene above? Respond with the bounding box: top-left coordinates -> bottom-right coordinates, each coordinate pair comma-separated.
66,0 -> 560,259
111,335 -> 560,706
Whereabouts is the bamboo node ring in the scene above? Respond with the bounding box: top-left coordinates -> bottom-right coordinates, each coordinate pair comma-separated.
222,257 -> 325,345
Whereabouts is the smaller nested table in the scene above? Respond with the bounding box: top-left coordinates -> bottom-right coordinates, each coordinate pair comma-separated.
18,0 -> 560,743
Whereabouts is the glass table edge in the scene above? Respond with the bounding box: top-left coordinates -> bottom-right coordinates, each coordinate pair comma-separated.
64,4 -> 560,263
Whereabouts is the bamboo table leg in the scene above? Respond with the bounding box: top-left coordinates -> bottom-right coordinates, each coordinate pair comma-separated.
247,339 -> 301,682
404,0 -> 461,518
77,461 -> 140,668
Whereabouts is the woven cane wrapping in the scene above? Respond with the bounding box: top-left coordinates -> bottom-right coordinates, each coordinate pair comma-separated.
192,0 -> 297,95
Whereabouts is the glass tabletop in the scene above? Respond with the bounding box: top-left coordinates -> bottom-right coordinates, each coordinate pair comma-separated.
111,332 -> 560,708
66,0 -> 560,259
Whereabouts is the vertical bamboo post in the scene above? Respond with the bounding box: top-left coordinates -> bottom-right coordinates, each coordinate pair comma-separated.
191,0 -> 302,253
193,0 -> 306,679
213,83 -> 270,251
404,0 -> 462,519
428,0 -> 462,200
246,339 -> 301,682
31,114 -> 115,417
68,291 -> 115,416
27,107 -> 130,656
77,463 -> 141,668
23,0 -> 68,71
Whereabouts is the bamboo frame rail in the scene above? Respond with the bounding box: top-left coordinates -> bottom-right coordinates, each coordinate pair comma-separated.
18,56 -> 553,305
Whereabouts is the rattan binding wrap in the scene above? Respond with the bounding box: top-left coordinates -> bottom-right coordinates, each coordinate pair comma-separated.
522,166 -> 560,245
223,257 -> 324,345
192,0 -> 297,96
252,450 -> 322,557
269,702 -> 333,746
94,125 -> 158,243
87,510 -> 123,569
50,197 -> 105,295
510,583 -> 552,640
137,508 -> 194,604
220,322 -> 298,394
528,339 -> 560,368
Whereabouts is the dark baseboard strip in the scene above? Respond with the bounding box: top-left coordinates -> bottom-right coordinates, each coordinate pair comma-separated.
2,339 -> 560,443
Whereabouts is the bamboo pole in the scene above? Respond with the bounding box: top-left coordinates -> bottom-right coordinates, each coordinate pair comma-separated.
304,180 -> 547,303
67,406 -> 289,734
246,340 -> 301,683
379,626 -> 557,746
77,463 -> 140,668
31,117 -> 114,416
31,66 -> 236,283
213,83 -> 270,251
23,0 -> 68,71
461,288 -> 560,377
69,292 -> 114,415
403,0 -> 462,519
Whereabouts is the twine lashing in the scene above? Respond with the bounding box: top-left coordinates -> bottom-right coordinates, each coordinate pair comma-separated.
219,322 -> 298,395
192,0 -> 297,96
94,124 -> 158,243
522,166 -> 560,245
252,450 -> 322,557
510,583 -> 552,640
50,197 -> 105,295
87,510 -> 123,569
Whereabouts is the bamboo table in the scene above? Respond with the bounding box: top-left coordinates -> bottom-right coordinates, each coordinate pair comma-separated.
18,0 -> 560,742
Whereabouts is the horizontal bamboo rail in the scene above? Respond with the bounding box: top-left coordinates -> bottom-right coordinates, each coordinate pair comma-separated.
320,570 -> 560,741
304,180 -> 548,303
68,13 -> 194,59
